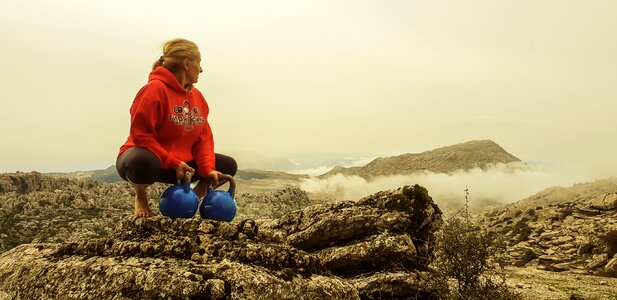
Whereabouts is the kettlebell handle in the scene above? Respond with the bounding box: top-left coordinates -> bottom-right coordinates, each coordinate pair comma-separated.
211,174 -> 236,198
177,171 -> 192,191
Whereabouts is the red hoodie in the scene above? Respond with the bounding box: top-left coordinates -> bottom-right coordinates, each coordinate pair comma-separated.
118,66 -> 215,177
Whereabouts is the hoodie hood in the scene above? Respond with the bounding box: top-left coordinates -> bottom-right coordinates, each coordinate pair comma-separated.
148,66 -> 191,94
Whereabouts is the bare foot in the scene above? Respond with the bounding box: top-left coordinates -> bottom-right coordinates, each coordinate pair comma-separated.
129,181 -> 152,218
134,196 -> 152,218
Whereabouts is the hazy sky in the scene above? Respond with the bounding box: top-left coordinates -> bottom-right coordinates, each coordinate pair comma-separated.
1,0 -> 616,176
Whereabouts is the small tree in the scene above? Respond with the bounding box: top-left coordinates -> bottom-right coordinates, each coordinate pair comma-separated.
432,186 -> 520,299
436,217 -> 495,292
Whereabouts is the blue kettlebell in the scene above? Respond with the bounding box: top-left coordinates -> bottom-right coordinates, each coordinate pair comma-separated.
200,174 -> 237,222
159,171 -> 199,218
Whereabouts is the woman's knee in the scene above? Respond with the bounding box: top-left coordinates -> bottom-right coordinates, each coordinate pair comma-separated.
215,153 -> 238,176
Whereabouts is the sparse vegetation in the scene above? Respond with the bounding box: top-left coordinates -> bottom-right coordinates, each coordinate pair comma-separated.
433,216 -> 521,299
432,186 -> 521,300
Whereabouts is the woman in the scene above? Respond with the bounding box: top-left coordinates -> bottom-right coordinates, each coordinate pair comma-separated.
116,38 -> 237,218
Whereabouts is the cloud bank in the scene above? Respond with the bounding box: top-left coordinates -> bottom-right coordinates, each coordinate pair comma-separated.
299,162 -> 604,212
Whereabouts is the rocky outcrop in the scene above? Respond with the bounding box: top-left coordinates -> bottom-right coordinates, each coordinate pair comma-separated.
235,186 -> 312,219
0,172 -> 78,194
263,185 -> 442,275
320,140 -> 522,179
479,178 -> 617,275
0,172 -> 314,253
235,169 -> 309,181
0,185 -> 443,299
0,172 -> 168,252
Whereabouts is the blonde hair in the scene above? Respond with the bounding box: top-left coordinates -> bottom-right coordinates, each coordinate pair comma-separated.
152,38 -> 200,72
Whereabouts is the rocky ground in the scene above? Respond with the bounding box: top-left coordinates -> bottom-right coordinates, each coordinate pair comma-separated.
1,172 -> 617,299
504,266 -> 617,300
0,172 -> 314,252
478,178 -> 617,276
0,183 -> 443,299
0,172 -> 159,251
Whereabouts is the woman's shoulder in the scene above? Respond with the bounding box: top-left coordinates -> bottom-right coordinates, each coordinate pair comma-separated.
133,80 -> 169,104
138,80 -> 168,96
145,79 -> 167,90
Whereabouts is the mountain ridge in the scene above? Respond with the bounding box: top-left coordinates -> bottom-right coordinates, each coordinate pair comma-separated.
320,139 -> 521,179
46,139 -> 521,183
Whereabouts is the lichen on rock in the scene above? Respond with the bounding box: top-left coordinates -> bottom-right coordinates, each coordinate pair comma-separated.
0,184 -> 443,299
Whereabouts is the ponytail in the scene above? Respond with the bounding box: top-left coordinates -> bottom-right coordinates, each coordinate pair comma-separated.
152,56 -> 165,70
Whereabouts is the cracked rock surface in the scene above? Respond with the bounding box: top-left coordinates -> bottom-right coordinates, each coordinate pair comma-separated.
0,174 -> 443,300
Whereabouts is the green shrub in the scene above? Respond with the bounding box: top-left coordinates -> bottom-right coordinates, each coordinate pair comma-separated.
453,277 -> 522,300
432,216 -> 521,299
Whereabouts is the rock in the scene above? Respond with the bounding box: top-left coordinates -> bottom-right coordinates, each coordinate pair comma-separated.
574,208 -> 602,216
315,232 -> 417,275
478,177 -> 617,274
604,254 -> 617,272
587,254 -> 609,270
550,262 -> 574,272
0,172 -> 169,252
265,185 -> 442,274
0,184 -> 443,299
552,236 -> 574,245
0,172 -> 78,194
539,231 -> 561,241
563,247 -> 578,254
349,272 -> 442,299
235,186 -> 311,219
538,255 -> 562,268
589,193 -> 617,210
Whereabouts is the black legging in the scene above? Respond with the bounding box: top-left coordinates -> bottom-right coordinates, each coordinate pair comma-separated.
116,147 -> 237,184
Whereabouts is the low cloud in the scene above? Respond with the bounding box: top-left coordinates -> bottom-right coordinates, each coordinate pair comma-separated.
299,162 -> 604,212
288,156 -> 378,176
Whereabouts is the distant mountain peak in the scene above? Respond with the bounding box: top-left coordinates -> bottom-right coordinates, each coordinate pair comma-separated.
320,139 -> 520,179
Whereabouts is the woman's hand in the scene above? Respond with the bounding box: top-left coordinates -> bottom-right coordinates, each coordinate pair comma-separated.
207,170 -> 224,187
176,161 -> 195,182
